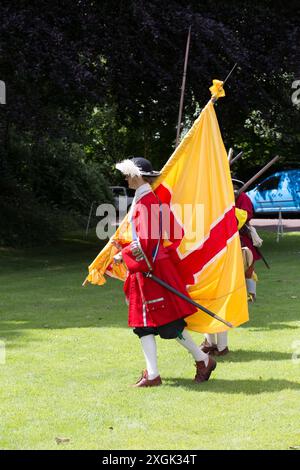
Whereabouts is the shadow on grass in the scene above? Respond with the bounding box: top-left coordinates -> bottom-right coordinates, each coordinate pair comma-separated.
246,324 -> 300,331
211,350 -> 292,362
163,378 -> 300,394
0,313 -> 128,346
242,301 -> 300,330
0,234 -> 105,275
1,232 -> 300,337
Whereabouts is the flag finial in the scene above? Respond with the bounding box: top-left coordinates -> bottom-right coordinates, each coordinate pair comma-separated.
210,79 -> 225,102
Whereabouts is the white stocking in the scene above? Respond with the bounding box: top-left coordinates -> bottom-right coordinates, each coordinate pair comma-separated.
140,335 -> 159,380
205,333 -> 217,346
217,332 -> 228,352
176,330 -> 209,366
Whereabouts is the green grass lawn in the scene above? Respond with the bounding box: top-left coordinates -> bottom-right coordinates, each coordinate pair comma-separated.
0,231 -> 300,450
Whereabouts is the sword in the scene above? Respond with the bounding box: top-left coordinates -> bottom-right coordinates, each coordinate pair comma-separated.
143,272 -> 233,328
255,247 -> 270,269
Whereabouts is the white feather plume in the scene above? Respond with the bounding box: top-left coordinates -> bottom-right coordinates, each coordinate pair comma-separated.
115,159 -> 141,177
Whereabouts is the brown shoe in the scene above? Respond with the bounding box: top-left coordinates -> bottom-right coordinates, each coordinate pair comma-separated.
213,347 -> 229,356
194,356 -> 217,383
200,339 -> 218,355
133,370 -> 162,387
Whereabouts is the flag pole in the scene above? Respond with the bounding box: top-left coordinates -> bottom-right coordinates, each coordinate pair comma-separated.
175,26 -> 191,148
223,63 -> 237,85
211,63 -> 238,104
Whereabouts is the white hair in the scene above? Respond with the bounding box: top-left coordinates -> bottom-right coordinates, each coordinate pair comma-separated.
115,159 -> 141,177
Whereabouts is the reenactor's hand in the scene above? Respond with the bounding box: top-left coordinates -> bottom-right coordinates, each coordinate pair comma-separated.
111,240 -> 123,264
113,252 -> 123,264
130,241 -> 144,262
111,240 -> 123,251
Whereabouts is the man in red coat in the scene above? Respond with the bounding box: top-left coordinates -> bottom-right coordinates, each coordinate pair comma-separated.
113,157 -> 217,387
233,178 -> 262,300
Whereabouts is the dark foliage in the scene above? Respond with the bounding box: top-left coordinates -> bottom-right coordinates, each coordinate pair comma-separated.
0,1 -> 299,245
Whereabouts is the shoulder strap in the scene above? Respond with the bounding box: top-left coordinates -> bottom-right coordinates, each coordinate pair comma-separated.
152,195 -> 162,263
130,194 -> 162,263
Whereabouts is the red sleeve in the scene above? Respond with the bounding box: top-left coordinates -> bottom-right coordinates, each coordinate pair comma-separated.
121,194 -> 160,273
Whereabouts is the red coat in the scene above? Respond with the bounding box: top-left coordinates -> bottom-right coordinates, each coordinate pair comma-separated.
235,192 -> 261,262
121,187 -> 197,328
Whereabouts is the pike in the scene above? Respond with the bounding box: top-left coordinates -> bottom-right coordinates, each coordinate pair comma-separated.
227,147 -> 234,163
176,26 -> 192,148
237,155 -> 281,196
230,150 -> 243,166
177,54 -> 237,145
143,272 -> 233,328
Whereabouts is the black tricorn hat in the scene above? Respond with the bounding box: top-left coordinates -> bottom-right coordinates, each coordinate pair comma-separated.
116,157 -> 160,177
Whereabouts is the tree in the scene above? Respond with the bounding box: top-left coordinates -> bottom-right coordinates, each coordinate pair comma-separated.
0,1 -> 299,245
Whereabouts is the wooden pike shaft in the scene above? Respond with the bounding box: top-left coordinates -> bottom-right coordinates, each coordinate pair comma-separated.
237,155 -> 281,195
227,148 -> 234,163
230,151 -> 243,166
176,26 -> 191,148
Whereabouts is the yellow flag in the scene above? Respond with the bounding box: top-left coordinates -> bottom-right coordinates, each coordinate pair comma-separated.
85,88 -> 248,333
